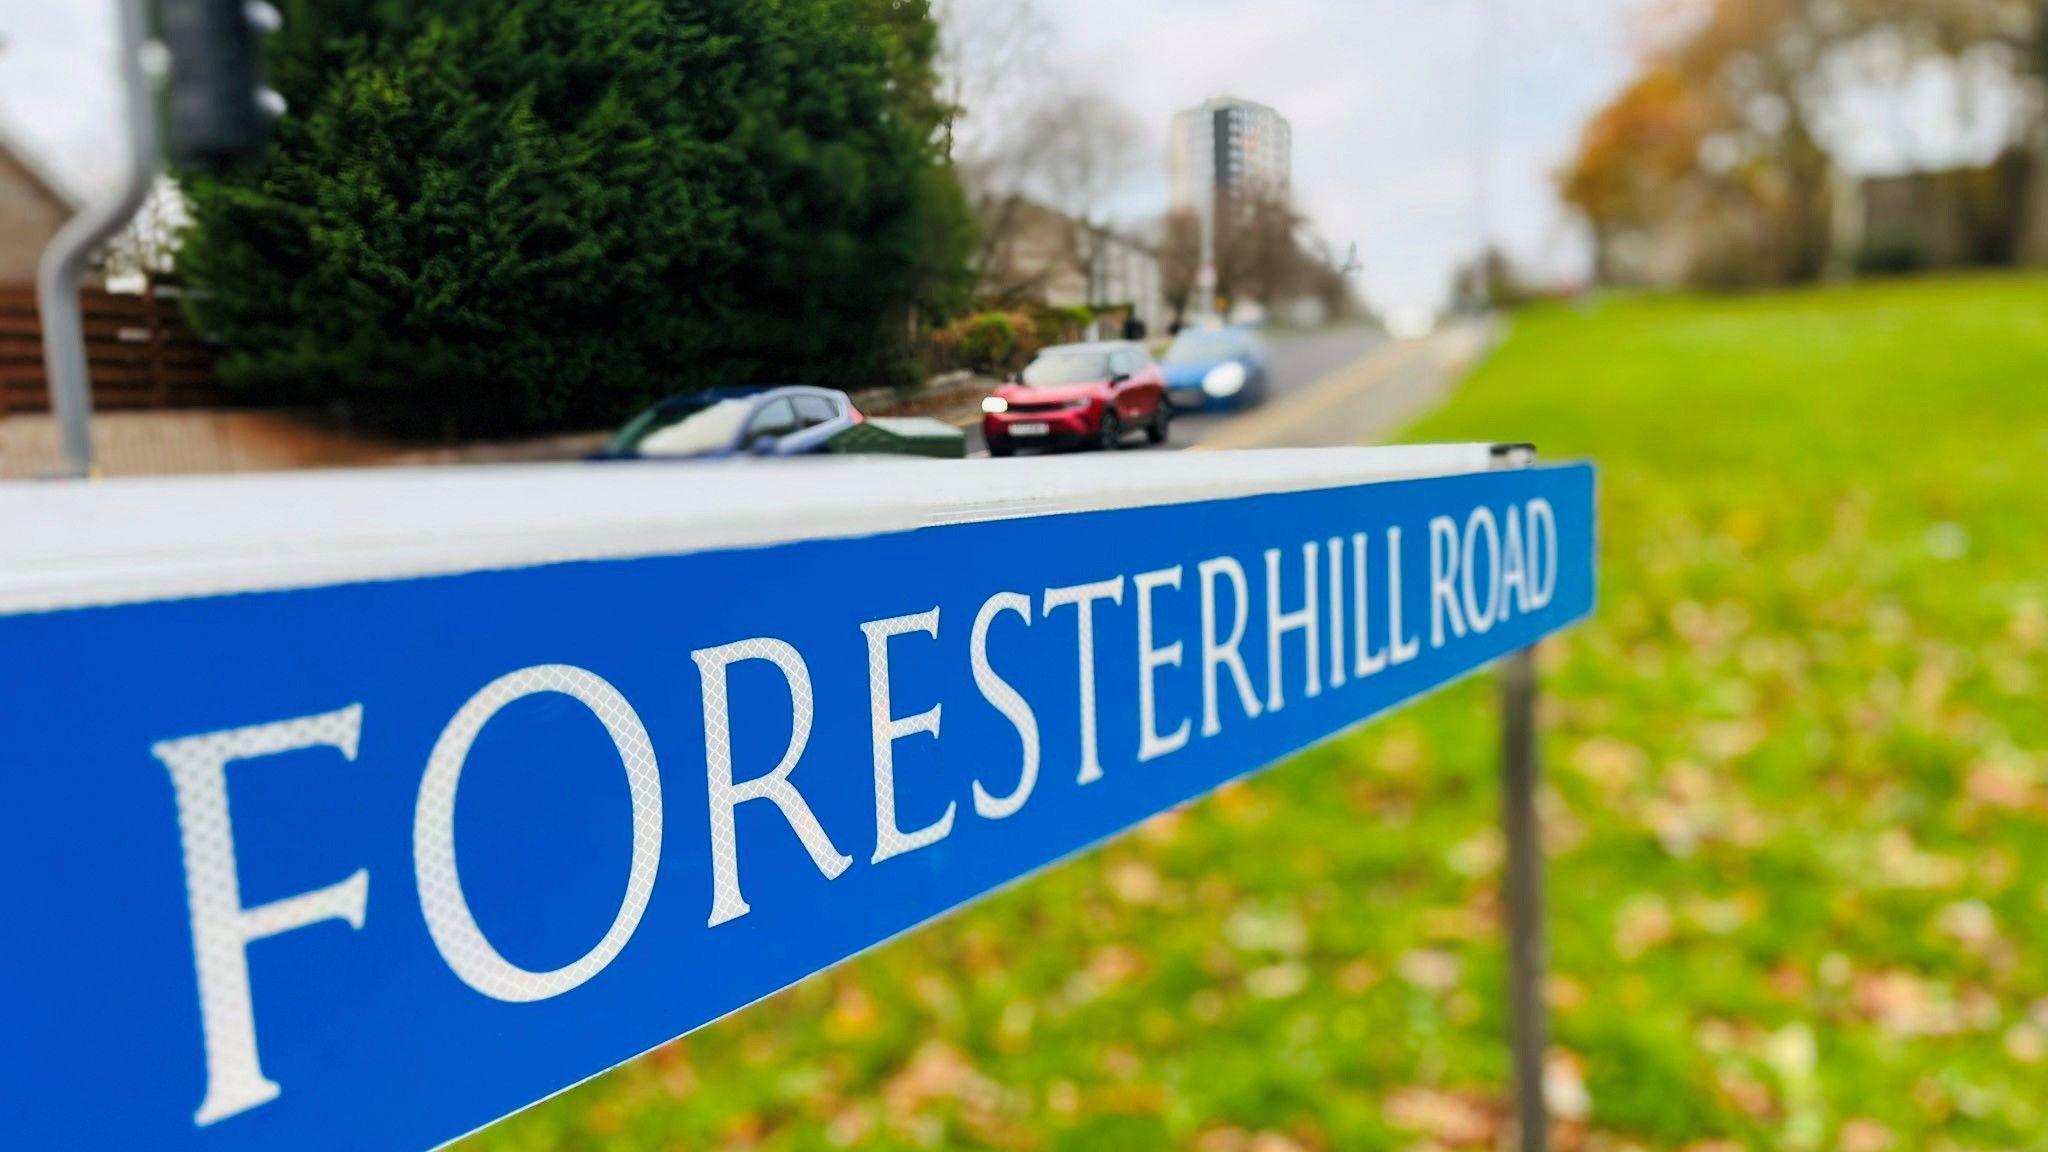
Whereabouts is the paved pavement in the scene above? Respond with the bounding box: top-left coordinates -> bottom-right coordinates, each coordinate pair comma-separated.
963,320 -> 1493,457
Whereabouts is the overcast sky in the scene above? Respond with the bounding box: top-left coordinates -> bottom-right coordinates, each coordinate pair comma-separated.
1,0 -> 1658,313
2,0 -> 2006,315
1022,0 -> 1661,312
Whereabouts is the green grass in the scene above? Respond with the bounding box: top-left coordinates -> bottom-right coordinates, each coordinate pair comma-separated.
465,273 -> 2048,1151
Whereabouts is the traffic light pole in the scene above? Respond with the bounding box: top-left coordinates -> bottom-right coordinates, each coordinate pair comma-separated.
36,0 -> 161,478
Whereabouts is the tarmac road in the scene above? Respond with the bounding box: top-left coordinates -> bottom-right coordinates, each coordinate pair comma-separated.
964,325 -> 1385,457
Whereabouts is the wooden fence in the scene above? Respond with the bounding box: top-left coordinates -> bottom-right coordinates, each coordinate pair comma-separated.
0,284 -> 223,415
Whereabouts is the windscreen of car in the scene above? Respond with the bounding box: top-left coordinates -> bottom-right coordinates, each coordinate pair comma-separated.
1022,351 -> 1115,386
1164,331 -> 1250,365
615,398 -> 753,457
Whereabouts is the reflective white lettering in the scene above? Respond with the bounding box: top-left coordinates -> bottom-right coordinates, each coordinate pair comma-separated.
415,666 -> 662,1003
1134,566 -> 1191,761
1042,577 -> 1125,785
1429,515 -> 1466,647
1263,542 -> 1321,711
154,706 -> 369,1126
1386,527 -> 1423,665
1526,498 -> 1558,609
1198,556 -> 1262,736
971,593 -> 1041,820
1461,507 -> 1501,634
1501,504 -> 1528,616
694,639 -> 852,927
1326,536 -> 1348,688
862,610 -> 955,863
1352,531 -> 1388,677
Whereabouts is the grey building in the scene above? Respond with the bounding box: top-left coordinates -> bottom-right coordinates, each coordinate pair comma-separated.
1170,96 -> 1293,223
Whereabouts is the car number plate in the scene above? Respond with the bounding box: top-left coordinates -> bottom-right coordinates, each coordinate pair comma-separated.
1010,422 -> 1050,436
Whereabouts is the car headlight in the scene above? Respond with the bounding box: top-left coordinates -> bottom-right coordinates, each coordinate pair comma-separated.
982,396 -> 1009,414
1202,362 -> 1248,398
1062,398 -> 1093,410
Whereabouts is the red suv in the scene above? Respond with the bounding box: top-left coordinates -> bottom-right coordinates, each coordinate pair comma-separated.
981,341 -> 1171,457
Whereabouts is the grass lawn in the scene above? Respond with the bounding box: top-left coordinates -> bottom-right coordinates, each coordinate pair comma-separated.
464,273 -> 2048,1151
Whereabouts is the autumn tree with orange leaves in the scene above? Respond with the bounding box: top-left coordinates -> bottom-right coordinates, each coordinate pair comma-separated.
1563,0 -> 2048,286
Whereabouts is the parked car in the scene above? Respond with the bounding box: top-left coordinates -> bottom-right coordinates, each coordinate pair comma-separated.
981,341 -> 1170,457
597,386 -> 861,460
1161,326 -> 1270,410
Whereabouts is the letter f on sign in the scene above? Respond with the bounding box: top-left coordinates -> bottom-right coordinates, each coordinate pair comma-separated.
153,705 -> 371,1126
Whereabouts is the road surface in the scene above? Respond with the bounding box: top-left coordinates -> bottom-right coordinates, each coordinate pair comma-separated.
965,321 -> 1491,456
965,327 -> 1382,456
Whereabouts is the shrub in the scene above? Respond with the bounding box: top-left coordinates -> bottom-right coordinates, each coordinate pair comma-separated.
1855,232 -> 1934,278
957,313 -> 1018,374
178,0 -> 973,438
1027,304 -> 1093,349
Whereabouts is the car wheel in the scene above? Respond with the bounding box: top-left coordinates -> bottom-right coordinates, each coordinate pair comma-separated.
1096,410 -> 1122,451
1146,403 -> 1170,445
989,438 -> 1015,458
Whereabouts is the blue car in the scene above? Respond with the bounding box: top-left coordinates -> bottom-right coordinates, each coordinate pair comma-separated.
598,385 -> 863,460
1161,326 -> 1270,410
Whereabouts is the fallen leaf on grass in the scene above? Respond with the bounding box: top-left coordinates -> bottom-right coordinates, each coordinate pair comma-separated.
825,983 -> 877,1042
1934,900 -> 2007,963
1853,970 -> 1975,1037
1966,755 -> 2041,811
2011,597 -> 2047,649
1874,830 -> 1967,890
1225,904 -> 1309,955
1245,962 -> 1309,1000
1544,1050 -> 1592,1121
1398,949 -> 1462,993
1045,1079 -> 1079,1116
1838,1118 -> 1894,1152
1696,719 -> 1765,762
1107,858 -> 1163,905
1138,809 -> 1183,844
826,1104 -> 874,1148
1569,737 -> 1647,790
1547,974 -> 1588,1012
1194,1128 -> 1310,1152
1375,728 -> 1425,776
1613,894 -> 1673,960
882,1041 -> 1001,1121
1384,1087 -> 1499,1146
1444,829 -> 1503,878
1712,1063 -> 1777,1120
1087,944 -> 1145,987
1337,959 -> 1381,994
2003,1022 -> 2045,1063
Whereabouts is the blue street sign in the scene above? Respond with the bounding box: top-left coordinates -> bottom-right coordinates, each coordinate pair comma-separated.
1,463 -> 1593,1151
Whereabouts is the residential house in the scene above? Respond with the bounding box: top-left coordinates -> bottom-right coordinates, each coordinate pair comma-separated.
0,121 -> 78,284
975,195 -> 1166,337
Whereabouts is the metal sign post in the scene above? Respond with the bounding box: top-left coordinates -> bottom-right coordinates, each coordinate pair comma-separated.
35,0 -> 162,477
1502,640 -> 1548,1152
1494,443 -> 1550,1152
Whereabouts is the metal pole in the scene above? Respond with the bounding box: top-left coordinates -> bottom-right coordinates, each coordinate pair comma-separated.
36,0 -> 162,478
1501,644 -> 1547,1152
1196,187 -> 1216,319
1494,441 -> 1546,1152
